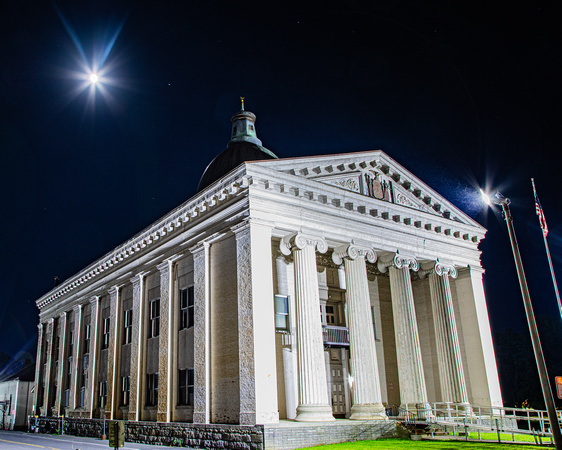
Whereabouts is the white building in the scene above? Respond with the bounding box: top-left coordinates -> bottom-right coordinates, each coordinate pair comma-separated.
0,375 -> 34,430
33,105 -> 502,428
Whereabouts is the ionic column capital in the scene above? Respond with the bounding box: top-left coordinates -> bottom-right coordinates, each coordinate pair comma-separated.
435,259 -> 458,278
332,243 -> 376,266
377,251 -> 419,273
280,232 -> 328,256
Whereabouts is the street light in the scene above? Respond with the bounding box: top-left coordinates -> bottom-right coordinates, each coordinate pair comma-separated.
482,190 -> 561,449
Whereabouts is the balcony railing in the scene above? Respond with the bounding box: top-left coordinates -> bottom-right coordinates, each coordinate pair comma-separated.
322,325 -> 349,347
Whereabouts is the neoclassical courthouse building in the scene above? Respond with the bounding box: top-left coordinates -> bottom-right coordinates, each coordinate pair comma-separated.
33,105 -> 503,429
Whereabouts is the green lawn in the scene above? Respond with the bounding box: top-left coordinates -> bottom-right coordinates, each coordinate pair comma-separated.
297,438 -> 546,449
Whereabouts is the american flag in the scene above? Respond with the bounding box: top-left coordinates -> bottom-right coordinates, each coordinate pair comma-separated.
532,179 -> 548,237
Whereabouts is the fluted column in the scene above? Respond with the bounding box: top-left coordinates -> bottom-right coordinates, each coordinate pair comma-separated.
33,323 -> 44,415
280,232 -> 334,422
379,253 -> 429,411
191,241 -> 211,424
333,244 -> 386,420
41,318 -> 55,416
233,220 -> 279,425
128,274 -> 146,421
54,312 -> 67,416
85,296 -> 100,417
157,256 -> 181,422
105,287 -> 122,419
71,304 -> 83,411
427,261 -> 469,406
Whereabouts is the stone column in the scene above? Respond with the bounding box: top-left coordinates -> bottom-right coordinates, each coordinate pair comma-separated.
157,257 -> 181,422
41,318 -> 55,416
426,261 -> 469,406
191,241 -> 211,424
54,312 -> 67,416
105,287 -> 121,419
333,244 -> 386,420
71,304 -> 83,411
379,253 -> 429,412
233,220 -> 279,425
85,296 -> 100,417
33,323 -> 44,415
280,232 -> 335,422
128,274 -> 146,421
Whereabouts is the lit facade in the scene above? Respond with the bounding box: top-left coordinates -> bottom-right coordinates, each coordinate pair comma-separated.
33,108 -> 502,425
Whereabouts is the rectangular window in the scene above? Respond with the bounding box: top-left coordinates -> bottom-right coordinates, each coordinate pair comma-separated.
99,381 -> 107,409
274,295 -> 289,331
84,324 -> 91,354
123,309 -> 133,344
146,373 -> 158,406
179,287 -> 194,330
178,368 -> 194,406
69,330 -> 74,356
149,299 -> 160,338
66,357 -> 73,390
79,386 -> 85,407
54,336 -> 60,362
102,317 -> 111,349
65,389 -> 70,407
122,376 -> 130,406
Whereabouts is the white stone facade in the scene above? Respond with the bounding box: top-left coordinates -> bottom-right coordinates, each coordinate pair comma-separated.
33,122 -> 503,425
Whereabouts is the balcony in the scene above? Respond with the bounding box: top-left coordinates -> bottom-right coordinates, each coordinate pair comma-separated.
322,325 -> 349,347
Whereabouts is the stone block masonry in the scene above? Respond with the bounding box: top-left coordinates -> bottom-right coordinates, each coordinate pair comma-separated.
36,417 -> 265,449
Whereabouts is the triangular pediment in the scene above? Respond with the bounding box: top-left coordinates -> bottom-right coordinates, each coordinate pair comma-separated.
251,150 -> 481,228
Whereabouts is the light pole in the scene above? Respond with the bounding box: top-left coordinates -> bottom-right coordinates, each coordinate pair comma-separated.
482,190 -> 561,449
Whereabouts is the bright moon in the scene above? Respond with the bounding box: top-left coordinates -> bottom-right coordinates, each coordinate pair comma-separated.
89,73 -> 99,83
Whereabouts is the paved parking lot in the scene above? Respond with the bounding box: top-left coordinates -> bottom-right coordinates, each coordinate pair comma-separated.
0,430 -> 180,450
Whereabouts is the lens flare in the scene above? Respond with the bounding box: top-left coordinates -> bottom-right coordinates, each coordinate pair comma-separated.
480,189 -> 491,206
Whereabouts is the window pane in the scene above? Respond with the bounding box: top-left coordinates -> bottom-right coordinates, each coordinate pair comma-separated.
274,295 -> 288,314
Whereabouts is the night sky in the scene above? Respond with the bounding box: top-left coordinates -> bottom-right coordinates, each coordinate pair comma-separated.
1,0 -> 561,390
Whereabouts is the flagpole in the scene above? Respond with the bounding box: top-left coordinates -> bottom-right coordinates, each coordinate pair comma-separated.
532,178 -> 562,318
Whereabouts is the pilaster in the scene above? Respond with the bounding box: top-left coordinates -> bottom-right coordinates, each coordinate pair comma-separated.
128,274 -> 146,421
157,256 -> 181,422
54,312 -> 67,416
379,253 -> 429,411
280,232 -> 334,422
333,244 -> 386,420
41,318 -> 55,416
104,288 -> 120,419
33,323 -> 44,415
191,241 -> 211,424
232,220 -> 279,425
85,296 -> 101,417
70,304 -> 83,411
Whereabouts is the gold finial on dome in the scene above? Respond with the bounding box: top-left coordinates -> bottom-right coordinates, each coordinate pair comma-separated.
240,96 -> 245,111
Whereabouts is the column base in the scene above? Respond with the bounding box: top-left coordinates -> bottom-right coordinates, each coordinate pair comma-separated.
349,403 -> 387,420
295,404 -> 335,422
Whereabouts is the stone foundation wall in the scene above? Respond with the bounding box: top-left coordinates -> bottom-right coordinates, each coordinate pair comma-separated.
36,417 -> 264,449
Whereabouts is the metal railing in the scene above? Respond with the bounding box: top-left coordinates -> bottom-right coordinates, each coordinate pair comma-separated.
387,402 -> 562,445
322,325 -> 349,346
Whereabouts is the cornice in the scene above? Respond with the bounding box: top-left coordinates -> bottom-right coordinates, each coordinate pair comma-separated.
36,169 -> 251,310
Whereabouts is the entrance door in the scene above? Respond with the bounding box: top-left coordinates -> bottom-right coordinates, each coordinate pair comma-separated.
327,348 -> 348,417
